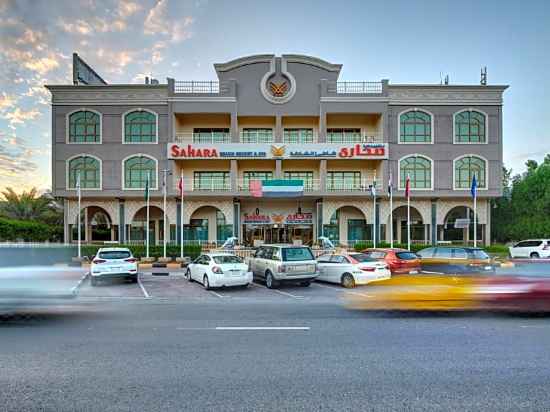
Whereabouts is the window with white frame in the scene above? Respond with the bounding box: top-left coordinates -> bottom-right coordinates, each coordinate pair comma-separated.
399,156 -> 432,189
399,110 -> 432,143
454,156 -> 487,189
454,110 -> 486,143
124,110 -> 157,143
124,156 -> 157,189
68,156 -> 100,189
69,110 -> 100,143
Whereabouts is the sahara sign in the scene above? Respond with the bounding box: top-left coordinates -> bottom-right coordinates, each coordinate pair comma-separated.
167,143 -> 388,160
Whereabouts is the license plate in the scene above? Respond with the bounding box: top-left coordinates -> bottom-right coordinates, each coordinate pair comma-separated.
409,270 -> 419,275
111,267 -> 121,272
230,270 -> 241,276
484,266 -> 492,270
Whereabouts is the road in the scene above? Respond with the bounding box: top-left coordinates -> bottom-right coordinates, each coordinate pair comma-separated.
1,267 -> 550,412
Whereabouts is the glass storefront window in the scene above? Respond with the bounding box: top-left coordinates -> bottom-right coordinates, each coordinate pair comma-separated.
241,128 -> 273,143
327,128 -> 361,143
193,172 -> 230,191
193,128 -> 230,143
347,219 -> 369,245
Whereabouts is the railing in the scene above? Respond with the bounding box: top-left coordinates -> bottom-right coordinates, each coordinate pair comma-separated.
326,133 -> 383,143
282,132 -> 317,144
174,132 -> 231,144
240,131 -> 274,143
174,81 -> 220,94
332,81 -> 383,94
326,179 -> 376,192
237,179 -> 320,193
176,178 -> 231,192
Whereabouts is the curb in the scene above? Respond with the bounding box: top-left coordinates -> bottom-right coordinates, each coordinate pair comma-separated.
139,263 -> 153,269
71,272 -> 89,295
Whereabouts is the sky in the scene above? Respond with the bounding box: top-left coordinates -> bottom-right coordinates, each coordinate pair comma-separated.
1,0 -> 549,193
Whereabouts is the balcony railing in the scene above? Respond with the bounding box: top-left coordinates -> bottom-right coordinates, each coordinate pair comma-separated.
332,81 -> 383,94
174,132 -> 231,144
240,131 -> 274,143
174,81 -> 220,94
237,179 -> 319,193
326,133 -> 383,143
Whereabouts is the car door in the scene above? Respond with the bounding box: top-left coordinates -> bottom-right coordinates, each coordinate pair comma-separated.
328,255 -> 348,283
512,241 -> 527,257
316,254 -> 333,281
252,247 -> 266,278
190,255 -> 205,280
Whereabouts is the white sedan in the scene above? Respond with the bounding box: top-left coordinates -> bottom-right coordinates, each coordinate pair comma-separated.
185,253 -> 253,289
316,252 -> 391,288
90,247 -> 138,286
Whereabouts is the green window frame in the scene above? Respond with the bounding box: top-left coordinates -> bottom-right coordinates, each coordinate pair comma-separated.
283,128 -> 314,143
241,128 -> 273,143
69,110 -> 100,143
400,156 -> 432,189
68,156 -> 100,189
326,171 -> 362,191
193,128 -> 230,143
124,110 -> 156,143
284,171 -> 314,191
327,128 -> 361,143
193,171 -> 230,191
243,171 -> 273,188
454,110 -> 486,143
454,156 -> 486,189
400,110 -> 431,143
124,156 -> 156,189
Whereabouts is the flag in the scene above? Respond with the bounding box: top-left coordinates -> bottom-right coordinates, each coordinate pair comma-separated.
388,171 -> 393,196
178,176 -> 184,196
144,174 -> 149,201
470,174 -> 477,199
370,180 -> 376,197
249,180 -> 262,197
252,179 -> 304,198
405,174 -> 411,198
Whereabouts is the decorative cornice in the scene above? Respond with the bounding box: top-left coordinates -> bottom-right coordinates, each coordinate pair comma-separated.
282,54 -> 342,73
388,86 -> 506,106
320,97 -> 389,103
214,54 -> 275,72
167,97 -> 236,103
46,86 -> 169,106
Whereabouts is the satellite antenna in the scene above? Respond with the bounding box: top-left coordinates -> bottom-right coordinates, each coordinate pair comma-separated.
480,66 -> 487,85
444,75 -> 449,85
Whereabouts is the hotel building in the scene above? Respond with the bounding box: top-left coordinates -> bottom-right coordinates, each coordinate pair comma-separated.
46,54 -> 507,247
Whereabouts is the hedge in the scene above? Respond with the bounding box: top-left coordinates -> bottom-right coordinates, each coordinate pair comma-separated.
0,218 -> 62,242
81,243 -> 203,259
353,242 -> 429,252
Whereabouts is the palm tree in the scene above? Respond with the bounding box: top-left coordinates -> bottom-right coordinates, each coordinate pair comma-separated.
0,187 -> 56,221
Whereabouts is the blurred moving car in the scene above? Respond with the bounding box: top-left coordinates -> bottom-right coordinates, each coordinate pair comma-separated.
248,244 -> 318,288
185,253 -> 252,290
316,252 -> 391,288
90,247 -> 138,286
362,248 -> 420,274
508,239 -> 550,259
416,247 -> 496,274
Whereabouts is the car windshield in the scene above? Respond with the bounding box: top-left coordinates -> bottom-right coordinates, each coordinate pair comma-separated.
469,249 -> 490,259
396,252 -> 418,260
282,247 -> 314,261
98,251 -> 131,260
363,251 -> 386,259
349,253 -> 376,263
213,255 -> 243,264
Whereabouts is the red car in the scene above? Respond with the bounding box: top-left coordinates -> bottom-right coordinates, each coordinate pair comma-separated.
362,248 -> 421,274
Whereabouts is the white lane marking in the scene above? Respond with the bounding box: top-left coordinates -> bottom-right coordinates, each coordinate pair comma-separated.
215,326 -> 310,331
71,272 -> 89,294
209,290 -> 225,298
345,290 -> 374,298
273,289 -> 304,299
137,274 -> 151,299
251,282 -> 266,288
314,282 -> 341,290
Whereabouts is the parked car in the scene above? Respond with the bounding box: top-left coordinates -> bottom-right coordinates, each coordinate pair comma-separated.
508,239 -> 550,259
185,253 -> 252,290
416,247 -> 496,274
316,252 -> 391,288
248,244 -> 318,288
90,247 -> 138,286
361,248 -> 421,274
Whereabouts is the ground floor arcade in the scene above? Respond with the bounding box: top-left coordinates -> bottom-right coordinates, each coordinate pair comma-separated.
64,197 -> 492,247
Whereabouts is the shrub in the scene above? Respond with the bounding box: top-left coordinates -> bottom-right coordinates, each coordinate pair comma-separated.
0,218 -> 60,242
353,241 -> 429,252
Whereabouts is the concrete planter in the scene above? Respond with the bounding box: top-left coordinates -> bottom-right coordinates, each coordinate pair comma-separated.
157,257 -> 173,264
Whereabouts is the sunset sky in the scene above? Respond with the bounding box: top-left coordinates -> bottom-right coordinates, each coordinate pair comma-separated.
1,0 -> 549,193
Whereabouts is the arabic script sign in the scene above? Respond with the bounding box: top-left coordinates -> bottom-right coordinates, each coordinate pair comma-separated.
168,143 -> 388,160
242,212 -> 313,225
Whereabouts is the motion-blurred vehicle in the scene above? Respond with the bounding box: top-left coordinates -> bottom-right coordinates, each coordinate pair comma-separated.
508,239 -> 550,259
316,252 -> 390,288
90,247 -> 138,286
185,253 -> 252,290
362,248 -> 420,274
416,247 -> 496,274
480,275 -> 550,312
248,244 -> 318,288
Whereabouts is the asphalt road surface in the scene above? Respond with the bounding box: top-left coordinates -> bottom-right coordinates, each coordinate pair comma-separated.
1,270 -> 550,411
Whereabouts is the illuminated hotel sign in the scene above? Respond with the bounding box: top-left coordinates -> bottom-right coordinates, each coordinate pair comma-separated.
168,143 -> 388,160
242,212 -> 313,225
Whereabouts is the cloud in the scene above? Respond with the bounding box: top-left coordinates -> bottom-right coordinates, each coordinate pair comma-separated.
144,0 -> 194,43
0,93 -> 17,112
118,0 -> 142,18
2,107 -> 42,127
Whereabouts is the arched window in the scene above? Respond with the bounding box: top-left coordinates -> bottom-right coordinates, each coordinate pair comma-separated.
399,155 -> 432,189
454,110 -> 486,143
124,110 -> 157,143
454,155 -> 487,189
69,110 -> 100,143
399,110 -> 432,143
68,156 -> 101,189
123,155 -> 157,189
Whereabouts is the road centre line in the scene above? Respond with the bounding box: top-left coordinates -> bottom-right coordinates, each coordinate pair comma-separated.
216,326 -> 310,331
137,274 -> 151,299
71,272 -> 89,294
345,290 -> 374,298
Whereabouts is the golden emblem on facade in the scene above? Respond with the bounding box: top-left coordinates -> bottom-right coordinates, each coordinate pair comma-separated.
271,214 -> 285,224
269,81 -> 288,97
271,145 -> 285,157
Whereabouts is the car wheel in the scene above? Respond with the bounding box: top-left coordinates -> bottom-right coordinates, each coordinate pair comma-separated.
203,275 -> 211,290
265,271 -> 277,289
132,275 -> 138,283
531,252 -> 540,259
90,276 -> 98,286
341,273 -> 355,288
300,281 -> 311,287
185,268 -> 192,282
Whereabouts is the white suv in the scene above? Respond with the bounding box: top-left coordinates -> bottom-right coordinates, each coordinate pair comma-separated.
509,240 -> 550,259
248,244 -> 318,289
90,247 -> 138,286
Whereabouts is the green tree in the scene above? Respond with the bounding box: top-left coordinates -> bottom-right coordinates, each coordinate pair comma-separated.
0,187 -> 62,224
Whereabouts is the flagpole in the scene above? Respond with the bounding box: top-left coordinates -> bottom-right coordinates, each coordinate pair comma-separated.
406,173 -> 411,251
180,170 -> 184,260
77,172 -> 81,259
372,175 -> 376,248
146,172 -> 150,259
473,174 -> 477,248
389,171 -> 394,248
